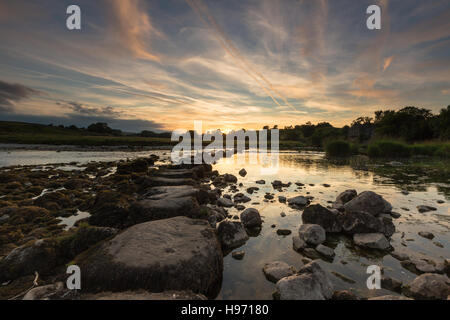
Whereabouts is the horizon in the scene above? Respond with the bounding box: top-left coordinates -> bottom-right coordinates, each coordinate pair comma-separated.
0,0 -> 449,133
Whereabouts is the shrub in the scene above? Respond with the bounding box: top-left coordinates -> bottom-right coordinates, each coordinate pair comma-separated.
368,141 -> 411,158
325,140 -> 351,157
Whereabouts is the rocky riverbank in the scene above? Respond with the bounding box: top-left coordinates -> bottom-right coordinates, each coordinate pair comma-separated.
0,154 -> 448,300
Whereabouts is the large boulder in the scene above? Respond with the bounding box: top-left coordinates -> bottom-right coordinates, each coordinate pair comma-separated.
240,208 -> 262,228
353,233 -> 391,250
0,239 -> 59,282
343,191 -> 392,216
274,261 -> 333,300
335,190 -> 357,205
217,220 -> 249,251
403,273 -> 450,300
263,261 -> 296,283
340,211 -> 395,237
74,217 -> 223,299
302,204 -> 342,233
298,224 -> 326,246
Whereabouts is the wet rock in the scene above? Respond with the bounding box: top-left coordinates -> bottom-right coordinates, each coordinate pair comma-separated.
144,177 -> 195,187
340,211 -> 394,237
75,216 -> 223,299
223,174 -> 237,183
23,282 -> 66,300
274,261 -> 333,300
403,273 -> 450,300
278,196 -> 286,203
332,290 -> 359,300
232,251 -> 245,260
0,239 -> 59,282
292,236 -> 307,252
315,244 -> 335,259
233,193 -> 251,204
277,229 -> 292,236
390,211 -> 401,219
263,261 -> 296,283
116,159 -> 148,174
417,205 -> 437,213
381,276 -> 402,293
240,208 -> 262,228
280,212 -> 286,217
246,187 -> 259,194
401,258 -> 441,275
217,197 -> 234,208
238,169 -> 247,177
217,220 -> 249,250
368,295 -> 412,300
130,194 -> 200,224
353,233 -> 390,250
437,200 -> 445,204
298,224 -> 326,246
390,250 -> 409,261
287,196 -> 310,207
264,194 -> 274,200
84,290 -> 207,300
418,231 -> 434,240
203,205 -> 227,228
333,189 -> 357,206
343,191 -> 392,216
322,184 -> 331,188
255,180 -> 265,185
88,191 -> 131,228
302,204 -> 342,233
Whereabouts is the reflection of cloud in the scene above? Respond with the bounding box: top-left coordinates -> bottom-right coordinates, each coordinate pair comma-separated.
0,80 -> 40,111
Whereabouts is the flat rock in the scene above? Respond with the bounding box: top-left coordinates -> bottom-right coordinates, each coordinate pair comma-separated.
298,224 -> 326,246
130,196 -> 199,223
74,216 -> 223,298
263,261 -> 296,283
277,229 -> 292,236
403,273 -> 450,300
315,244 -> 335,259
353,233 -> 390,250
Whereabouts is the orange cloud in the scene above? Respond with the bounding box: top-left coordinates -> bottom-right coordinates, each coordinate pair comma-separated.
383,56 -> 394,71
109,0 -> 161,61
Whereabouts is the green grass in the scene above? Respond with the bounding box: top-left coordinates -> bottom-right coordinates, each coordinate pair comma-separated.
325,140 -> 359,157
368,140 -> 450,159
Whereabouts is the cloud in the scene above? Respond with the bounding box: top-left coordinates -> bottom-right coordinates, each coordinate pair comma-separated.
383,56 -> 394,71
107,0 -> 162,61
0,80 -> 40,111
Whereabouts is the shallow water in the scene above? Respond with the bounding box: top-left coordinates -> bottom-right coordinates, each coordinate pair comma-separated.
212,151 -> 449,300
0,149 -> 171,168
0,148 -> 448,299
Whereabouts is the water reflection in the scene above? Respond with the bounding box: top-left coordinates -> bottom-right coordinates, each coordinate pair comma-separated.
213,151 -> 449,300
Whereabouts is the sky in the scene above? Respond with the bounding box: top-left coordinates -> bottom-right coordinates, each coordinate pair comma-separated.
0,0 -> 449,133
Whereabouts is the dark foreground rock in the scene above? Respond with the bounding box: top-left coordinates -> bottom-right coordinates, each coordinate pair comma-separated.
402,273 -> 450,300
302,204 -> 341,233
343,191 -> 392,216
74,216 -> 223,299
353,233 -> 391,250
0,239 -> 59,282
240,208 -> 262,228
217,220 -> 249,251
274,261 -> 333,300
